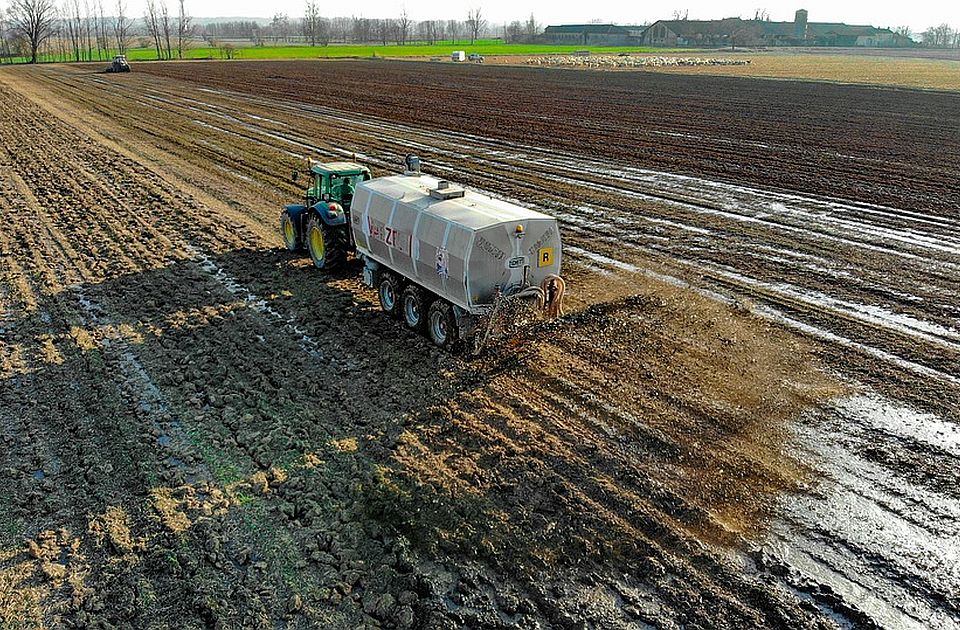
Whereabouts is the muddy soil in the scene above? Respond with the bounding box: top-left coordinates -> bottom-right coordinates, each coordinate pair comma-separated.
0,62 -> 958,630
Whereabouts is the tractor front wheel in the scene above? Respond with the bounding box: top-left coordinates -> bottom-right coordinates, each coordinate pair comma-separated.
280,211 -> 302,251
306,215 -> 344,270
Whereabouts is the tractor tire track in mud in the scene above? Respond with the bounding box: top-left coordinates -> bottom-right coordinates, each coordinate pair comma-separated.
0,63 -> 958,629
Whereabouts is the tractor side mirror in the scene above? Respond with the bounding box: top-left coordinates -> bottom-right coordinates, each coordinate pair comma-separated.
292,170 -> 299,183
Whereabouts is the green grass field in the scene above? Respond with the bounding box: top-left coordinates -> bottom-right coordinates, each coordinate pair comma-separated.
3,39 -> 677,64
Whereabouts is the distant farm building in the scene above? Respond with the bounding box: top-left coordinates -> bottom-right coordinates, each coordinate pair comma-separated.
641,9 -> 913,48
543,24 -> 647,46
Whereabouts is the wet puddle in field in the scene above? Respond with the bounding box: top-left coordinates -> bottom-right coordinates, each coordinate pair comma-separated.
764,392 -> 960,629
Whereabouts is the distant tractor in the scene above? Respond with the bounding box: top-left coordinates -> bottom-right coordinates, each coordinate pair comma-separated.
106,54 -> 131,73
281,156 -> 565,350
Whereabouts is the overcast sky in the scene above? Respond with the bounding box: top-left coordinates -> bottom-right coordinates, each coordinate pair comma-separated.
156,1 -> 958,33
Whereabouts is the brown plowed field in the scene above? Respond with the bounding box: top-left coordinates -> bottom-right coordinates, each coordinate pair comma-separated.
1,61 -> 958,630
141,60 -> 960,217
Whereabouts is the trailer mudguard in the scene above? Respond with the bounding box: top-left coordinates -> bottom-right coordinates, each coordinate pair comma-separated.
310,202 -> 348,227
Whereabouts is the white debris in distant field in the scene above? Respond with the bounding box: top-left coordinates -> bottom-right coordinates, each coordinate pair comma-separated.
526,55 -> 752,68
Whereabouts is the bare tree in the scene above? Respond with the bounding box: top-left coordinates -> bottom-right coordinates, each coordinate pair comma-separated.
143,0 -> 161,58
396,8 -> 409,45
524,13 -> 539,42
317,16 -> 329,45
922,23 -> 955,47
63,0 -> 82,61
505,20 -> 521,43
303,0 -> 319,45
159,0 -> 171,58
51,7 -> 63,60
94,0 -> 104,55
113,0 -> 129,53
269,12 -> 286,43
79,0 -> 89,57
466,7 -> 484,44
328,15 -> 348,42
0,12 -> 12,61
351,16 -> 371,43
375,18 -> 392,46
893,25 -> 912,40
175,0 -> 191,58
446,18 -> 459,44
74,0 -> 85,59
418,19 -> 439,45
8,0 -> 57,62
56,8 -> 67,60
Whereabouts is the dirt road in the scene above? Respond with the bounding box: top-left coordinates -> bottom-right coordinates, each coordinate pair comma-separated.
0,61 -> 957,629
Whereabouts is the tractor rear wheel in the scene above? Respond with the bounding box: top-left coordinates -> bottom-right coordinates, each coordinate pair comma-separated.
401,285 -> 430,331
378,273 -> 402,318
280,211 -> 301,251
306,215 -> 344,270
427,300 -> 458,349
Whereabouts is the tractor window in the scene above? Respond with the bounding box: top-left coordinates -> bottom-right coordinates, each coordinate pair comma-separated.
330,174 -> 362,201
316,174 -> 329,196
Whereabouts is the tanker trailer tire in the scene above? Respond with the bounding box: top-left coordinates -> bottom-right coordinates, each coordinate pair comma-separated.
306,215 -> 344,270
401,285 -> 430,331
280,211 -> 302,251
378,273 -> 403,318
427,300 -> 458,349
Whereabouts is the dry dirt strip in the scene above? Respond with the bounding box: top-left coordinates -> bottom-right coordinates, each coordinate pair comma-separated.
0,64 -> 958,630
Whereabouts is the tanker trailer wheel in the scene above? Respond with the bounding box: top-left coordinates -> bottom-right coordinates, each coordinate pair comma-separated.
378,273 -> 403,318
427,300 -> 458,349
306,215 -> 344,270
401,285 -> 430,331
280,211 -> 302,251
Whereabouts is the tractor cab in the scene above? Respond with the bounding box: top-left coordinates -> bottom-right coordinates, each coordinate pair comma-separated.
305,161 -> 370,210
282,160 -> 372,270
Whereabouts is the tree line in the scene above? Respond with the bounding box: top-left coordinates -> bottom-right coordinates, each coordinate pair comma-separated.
221,7 -> 506,48
918,24 -> 960,48
1,2 -> 545,64
0,0 -> 194,63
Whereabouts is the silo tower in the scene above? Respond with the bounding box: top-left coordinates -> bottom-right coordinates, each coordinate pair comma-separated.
794,9 -> 809,40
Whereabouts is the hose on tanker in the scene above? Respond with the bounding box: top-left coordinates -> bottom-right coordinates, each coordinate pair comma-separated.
503,274 -> 565,319
541,274 -> 565,319
511,285 -> 545,309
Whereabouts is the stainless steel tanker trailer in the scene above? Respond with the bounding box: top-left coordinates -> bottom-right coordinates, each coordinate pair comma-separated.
281,155 -> 565,350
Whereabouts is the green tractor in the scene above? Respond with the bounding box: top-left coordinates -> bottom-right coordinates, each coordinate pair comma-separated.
281,161 -> 371,269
